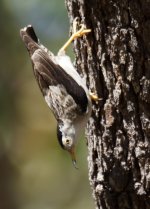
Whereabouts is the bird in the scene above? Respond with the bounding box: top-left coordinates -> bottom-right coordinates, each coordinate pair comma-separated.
20,20 -> 97,168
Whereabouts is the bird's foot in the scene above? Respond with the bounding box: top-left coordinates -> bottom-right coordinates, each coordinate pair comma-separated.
58,18 -> 91,55
71,17 -> 91,39
89,92 -> 101,103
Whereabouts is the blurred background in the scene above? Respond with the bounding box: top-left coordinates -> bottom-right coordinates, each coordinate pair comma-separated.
0,0 -> 94,209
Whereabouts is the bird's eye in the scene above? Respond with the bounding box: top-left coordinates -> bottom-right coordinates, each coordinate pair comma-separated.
62,138 -> 73,147
62,137 -> 73,148
66,138 -> 70,145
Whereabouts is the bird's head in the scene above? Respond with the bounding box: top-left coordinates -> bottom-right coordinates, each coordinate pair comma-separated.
57,122 -> 78,169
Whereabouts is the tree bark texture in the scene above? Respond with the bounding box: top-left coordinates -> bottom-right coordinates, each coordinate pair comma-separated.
65,0 -> 150,209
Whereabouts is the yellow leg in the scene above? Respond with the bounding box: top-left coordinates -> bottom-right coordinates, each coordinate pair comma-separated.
59,19 -> 91,54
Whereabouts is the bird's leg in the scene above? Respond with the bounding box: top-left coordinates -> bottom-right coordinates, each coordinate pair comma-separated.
58,18 -> 91,54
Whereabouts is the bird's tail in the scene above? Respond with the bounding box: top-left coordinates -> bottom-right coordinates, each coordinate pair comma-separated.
20,25 -> 39,55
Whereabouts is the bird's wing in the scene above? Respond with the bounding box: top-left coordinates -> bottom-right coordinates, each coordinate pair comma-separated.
45,84 -> 78,121
20,25 -> 88,121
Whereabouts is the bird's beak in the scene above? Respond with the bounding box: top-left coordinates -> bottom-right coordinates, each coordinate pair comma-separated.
69,148 -> 78,169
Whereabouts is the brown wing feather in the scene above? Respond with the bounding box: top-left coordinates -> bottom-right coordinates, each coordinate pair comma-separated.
20,25 -> 88,119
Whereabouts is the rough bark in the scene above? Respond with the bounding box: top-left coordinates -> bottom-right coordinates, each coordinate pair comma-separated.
65,0 -> 150,209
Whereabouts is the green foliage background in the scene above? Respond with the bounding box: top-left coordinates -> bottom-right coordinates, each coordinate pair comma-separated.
0,0 -> 93,209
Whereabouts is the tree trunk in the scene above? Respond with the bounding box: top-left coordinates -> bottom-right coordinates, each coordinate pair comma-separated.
65,0 -> 150,208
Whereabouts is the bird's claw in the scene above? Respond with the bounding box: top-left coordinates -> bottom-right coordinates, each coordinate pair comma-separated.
58,18 -> 91,54
72,18 -> 91,39
89,92 -> 101,103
